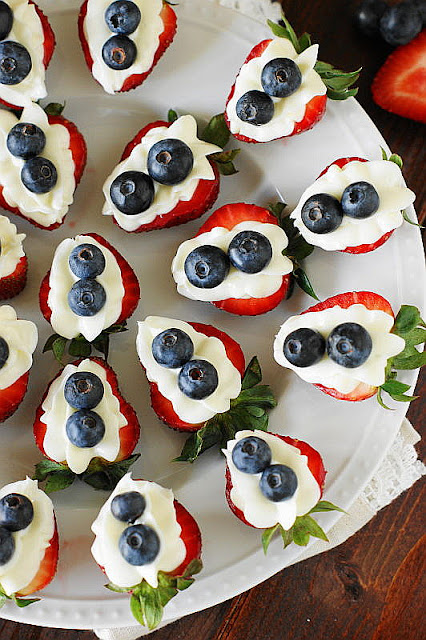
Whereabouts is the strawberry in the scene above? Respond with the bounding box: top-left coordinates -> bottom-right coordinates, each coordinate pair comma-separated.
78,0 -> 177,94
0,257 -> 28,301
372,30 -> 426,124
0,371 -> 29,423
17,519 -> 59,597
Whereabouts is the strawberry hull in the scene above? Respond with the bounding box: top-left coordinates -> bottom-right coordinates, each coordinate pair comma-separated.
0,371 -> 30,422
16,518 -> 59,597
0,256 -> 28,300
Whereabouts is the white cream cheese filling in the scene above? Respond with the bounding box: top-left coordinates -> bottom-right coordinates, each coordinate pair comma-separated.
0,215 -> 25,278
0,304 -> 37,390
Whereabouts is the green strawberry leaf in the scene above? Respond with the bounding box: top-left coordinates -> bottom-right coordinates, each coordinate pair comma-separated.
292,267 -> 319,300
44,102 -> 65,116
43,323 -> 128,364
167,108 -> 178,123
394,305 -> 424,334
33,459 -> 69,481
201,113 -> 230,149
43,334 -> 67,364
105,582 -> 132,594
209,148 -> 240,176
33,461 -> 76,493
0,593 -> 5,609
183,558 -> 203,577
268,201 -> 287,224
130,592 -> 145,626
389,153 -> 403,169
12,596 -> 40,608
402,210 -> 423,228
241,356 -> 263,389
176,577 -> 194,590
309,500 -> 346,514
83,454 -> 140,491
262,523 -> 280,554
68,335 -> 92,358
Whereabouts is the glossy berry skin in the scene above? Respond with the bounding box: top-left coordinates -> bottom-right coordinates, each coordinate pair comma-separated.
66,409 -> 106,448
261,57 -> 302,98
184,245 -> 230,289
0,2 -> 13,41
64,371 -> 104,410
228,230 -> 272,274
110,170 -> 155,215
68,279 -> 107,317
0,336 -> 8,369
147,138 -> 194,186
0,526 -> 14,565
111,491 -> 146,523
105,1 -> 141,35
0,41 -> 32,85
236,90 -> 274,125
232,436 -> 272,474
7,123 -> 46,160
301,193 -> 344,234
354,0 -> 387,36
260,464 -> 298,502
21,156 -> 57,194
69,243 -> 106,279
152,328 -> 194,369
380,2 -> 423,45
326,322 -> 373,368
178,359 -> 219,400
0,493 -> 34,532
119,524 -> 160,566
102,35 -> 137,70
341,181 -> 380,219
283,328 -> 326,368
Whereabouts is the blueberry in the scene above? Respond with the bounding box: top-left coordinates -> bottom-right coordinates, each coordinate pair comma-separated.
0,336 -> 8,370
236,90 -> 274,126
341,181 -> 380,219
152,328 -> 194,369
0,41 -> 32,85
283,328 -> 326,368
0,2 -> 13,41
261,57 -> 302,98
354,0 -> 387,37
111,491 -> 146,523
178,359 -> 218,400
184,245 -> 230,289
327,322 -> 373,368
7,122 -> 46,160
66,410 -> 106,448
0,526 -> 14,565
228,230 -> 272,274
301,193 -> 343,234
21,157 -> 57,194
69,243 -> 106,279
64,372 -> 104,410
231,436 -> 272,474
260,464 -> 298,502
102,35 -> 137,70
119,524 -> 160,565
147,139 -> 194,186
409,0 -> 426,23
105,1 -> 141,35
110,170 -> 154,215
380,2 -> 422,45
68,279 -> 107,317
0,493 -> 34,532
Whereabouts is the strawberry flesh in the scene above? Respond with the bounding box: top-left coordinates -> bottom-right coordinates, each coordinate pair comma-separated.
0,371 -> 29,422
17,519 -> 59,596
0,255 -> 27,300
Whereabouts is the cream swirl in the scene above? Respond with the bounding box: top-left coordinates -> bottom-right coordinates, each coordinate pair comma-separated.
0,304 -> 37,390
0,215 -> 25,279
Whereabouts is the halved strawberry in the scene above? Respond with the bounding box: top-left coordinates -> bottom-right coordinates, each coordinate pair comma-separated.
148,322 -> 245,432
78,0 -> 177,94
0,256 -> 28,300
169,500 -> 202,577
17,519 -> 59,597
372,30 -> 426,124
0,371 -> 30,423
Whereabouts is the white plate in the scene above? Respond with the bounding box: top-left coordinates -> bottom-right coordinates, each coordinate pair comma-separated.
0,0 -> 424,630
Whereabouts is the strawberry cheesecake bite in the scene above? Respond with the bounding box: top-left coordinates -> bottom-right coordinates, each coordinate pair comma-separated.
225,16 -> 359,143
172,203 -> 293,316
0,304 -> 37,422
0,478 -> 58,605
40,233 -> 140,349
0,102 -> 87,230
290,155 -> 416,254
33,357 -> 140,491
102,114 -> 222,233
0,0 -> 55,109
274,291 -> 425,405
91,473 -> 202,629
0,215 -> 26,299
78,0 -> 176,94
224,430 -> 341,551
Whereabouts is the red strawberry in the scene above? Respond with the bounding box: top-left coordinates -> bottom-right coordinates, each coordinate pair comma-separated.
39,232 -> 140,332
0,371 -> 29,423
225,433 -> 326,528
372,30 -> 426,124
168,500 -> 202,577
148,322 -> 245,432
33,357 -> 140,465
17,518 -> 59,597
78,0 -> 177,94
0,256 -> 28,300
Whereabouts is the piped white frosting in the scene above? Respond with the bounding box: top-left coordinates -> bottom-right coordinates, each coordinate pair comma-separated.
290,160 -> 416,251
91,473 -> 186,589
226,38 -> 326,142
102,115 -> 221,232
0,304 -> 37,390
0,478 -> 55,596
0,215 -> 25,279
40,358 -> 127,475
224,430 -> 321,530
136,316 -> 242,423
274,304 -> 405,394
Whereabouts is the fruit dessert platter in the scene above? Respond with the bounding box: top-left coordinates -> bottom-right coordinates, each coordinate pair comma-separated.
0,0 -> 424,632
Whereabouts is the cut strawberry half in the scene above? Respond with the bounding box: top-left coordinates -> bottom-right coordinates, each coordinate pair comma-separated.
0,371 -> 29,423
17,519 -> 59,597
0,256 -> 28,300
372,30 -> 426,124
78,0 -> 177,94
169,500 -> 202,577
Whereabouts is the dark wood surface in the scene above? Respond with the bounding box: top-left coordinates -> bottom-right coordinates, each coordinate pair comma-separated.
1,1 -> 425,638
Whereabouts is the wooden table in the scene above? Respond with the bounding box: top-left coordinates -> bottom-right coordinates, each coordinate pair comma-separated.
1,1 -> 424,638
